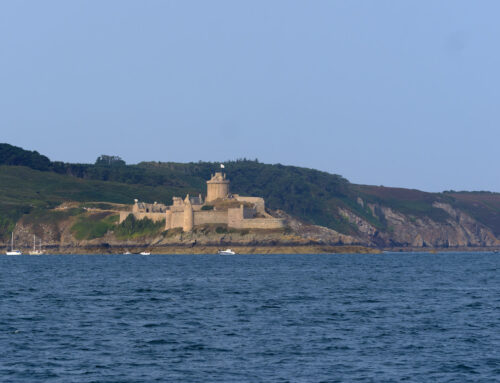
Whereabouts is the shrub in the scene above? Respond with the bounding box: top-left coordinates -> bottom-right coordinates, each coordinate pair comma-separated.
115,215 -> 165,239
215,226 -> 228,234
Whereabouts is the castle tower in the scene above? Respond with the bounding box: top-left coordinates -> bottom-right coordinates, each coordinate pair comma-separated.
132,199 -> 139,213
183,195 -> 194,232
165,210 -> 172,230
206,172 -> 230,202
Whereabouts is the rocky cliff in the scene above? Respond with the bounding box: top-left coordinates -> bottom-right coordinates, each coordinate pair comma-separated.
338,199 -> 500,248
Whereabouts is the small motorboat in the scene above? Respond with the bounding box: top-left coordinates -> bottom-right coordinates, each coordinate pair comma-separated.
123,251 -> 132,255
140,251 -> 151,255
217,248 -> 236,255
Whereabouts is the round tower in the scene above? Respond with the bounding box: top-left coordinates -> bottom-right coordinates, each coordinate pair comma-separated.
183,195 -> 194,232
206,172 -> 230,202
132,199 -> 139,213
165,210 -> 172,230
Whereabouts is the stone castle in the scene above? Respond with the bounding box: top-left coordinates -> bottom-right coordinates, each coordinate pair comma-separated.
119,172 -> 285,232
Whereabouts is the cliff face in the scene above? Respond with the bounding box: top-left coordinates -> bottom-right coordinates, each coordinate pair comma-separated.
338,200 -> 500,248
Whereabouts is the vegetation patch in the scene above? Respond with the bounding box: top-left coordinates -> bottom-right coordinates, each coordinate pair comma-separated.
445,192 -> 500,236
115,215 -> 165,239
18,207 -> 84,240
0,204 -> 31,239
23,207 -> 84,225
165,227 -> 183,237
71,213 -> 118,240
215,225 -> 228,234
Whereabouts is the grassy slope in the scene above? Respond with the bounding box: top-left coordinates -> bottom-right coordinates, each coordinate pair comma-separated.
443,192 -> 500,236
354,185 -> 452,222
0,166 -> 193,237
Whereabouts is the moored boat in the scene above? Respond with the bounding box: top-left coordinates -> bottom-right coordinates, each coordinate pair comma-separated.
217,248 -> 236,255
29,235 -> 44,255
6,233 -> 22,255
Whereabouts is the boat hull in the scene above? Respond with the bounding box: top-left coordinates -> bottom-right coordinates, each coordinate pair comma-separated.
6,250 -> 22,255
218,249 -> 236,255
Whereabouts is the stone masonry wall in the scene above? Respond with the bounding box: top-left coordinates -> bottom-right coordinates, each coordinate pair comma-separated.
238,218 -> 285,229
206,182 -> 229,202
170,211 -> 184,228
119,212 -> 165,224
234,196 -> 265,213
193,211 -> 228,226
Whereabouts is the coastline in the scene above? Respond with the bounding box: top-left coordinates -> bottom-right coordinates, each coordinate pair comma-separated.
1,244 -> 380,255
3,244 -> 500,255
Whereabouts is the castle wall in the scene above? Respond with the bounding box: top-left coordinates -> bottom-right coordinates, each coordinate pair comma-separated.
119,212 -> 165,223
123,205 -> 285,231
243,207 -> 256,219
135,212 -> 166,222
227,206 -> 284,229
165,210 -> 228,230
165,211 -> 172,229
119,211 -> 129,224
193,211 -> 227,226
238,218 -> 286,229
171,211 -> 184,228
227,206 -> 243,227
234,196 -> 266,213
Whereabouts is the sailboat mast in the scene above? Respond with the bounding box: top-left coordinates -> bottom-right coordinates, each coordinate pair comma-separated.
33,235 -> 36,252
11,232 -> 14,251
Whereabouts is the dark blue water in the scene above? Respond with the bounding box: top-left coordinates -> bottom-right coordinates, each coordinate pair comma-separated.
1,253 -> 499,382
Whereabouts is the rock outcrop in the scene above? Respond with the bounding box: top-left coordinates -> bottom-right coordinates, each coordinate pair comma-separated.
334,201 -> 500,248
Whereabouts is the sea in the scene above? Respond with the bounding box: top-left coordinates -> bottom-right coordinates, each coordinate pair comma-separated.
1,252 -> 499,382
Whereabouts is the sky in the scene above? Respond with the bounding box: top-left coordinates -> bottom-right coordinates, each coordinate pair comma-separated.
1,1 -> 499,192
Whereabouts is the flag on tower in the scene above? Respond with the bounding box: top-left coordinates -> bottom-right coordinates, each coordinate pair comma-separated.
220,164 -> 225,169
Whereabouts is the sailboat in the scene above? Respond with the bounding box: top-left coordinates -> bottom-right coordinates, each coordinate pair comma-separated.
6,232 -> 22,255
29,235 -> 44,255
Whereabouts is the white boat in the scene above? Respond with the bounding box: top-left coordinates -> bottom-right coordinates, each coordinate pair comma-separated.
29,235 -> 44,255
6,232 -> 22,255
140,251 -> 151,255
123,251 -> 132,255
217,248 -> 236,255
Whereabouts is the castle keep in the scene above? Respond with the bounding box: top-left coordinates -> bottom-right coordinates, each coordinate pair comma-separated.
119,172 -> 285,232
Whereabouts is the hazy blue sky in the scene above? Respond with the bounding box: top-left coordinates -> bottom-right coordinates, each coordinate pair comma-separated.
1,1 -> 499,192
